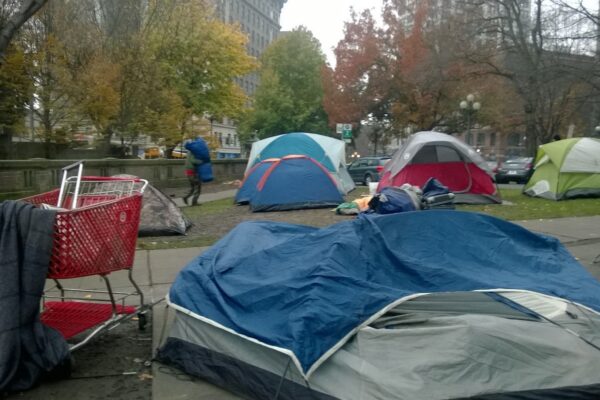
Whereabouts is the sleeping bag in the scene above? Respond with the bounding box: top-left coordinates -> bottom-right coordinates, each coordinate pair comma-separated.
196,162 -> 214,183
185,138 -> 211,162
185,138 -> 213,182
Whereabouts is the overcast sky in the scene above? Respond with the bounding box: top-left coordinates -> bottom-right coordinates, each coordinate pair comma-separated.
280,0 -> 382,65
280,0 -> 599,66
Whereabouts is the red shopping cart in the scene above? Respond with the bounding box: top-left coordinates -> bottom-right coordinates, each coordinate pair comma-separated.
20,161 -> 149,350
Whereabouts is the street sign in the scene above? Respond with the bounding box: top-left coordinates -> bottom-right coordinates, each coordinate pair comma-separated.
337,123 -> 353,143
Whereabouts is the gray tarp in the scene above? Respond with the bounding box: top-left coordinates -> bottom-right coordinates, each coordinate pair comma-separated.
138,185 -> 191,236
159,291 -> 600,400
112,175 -> 191,236
0,201 -> 70,392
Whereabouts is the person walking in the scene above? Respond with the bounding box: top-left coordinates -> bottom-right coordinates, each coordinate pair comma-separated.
182,148 -> 202,206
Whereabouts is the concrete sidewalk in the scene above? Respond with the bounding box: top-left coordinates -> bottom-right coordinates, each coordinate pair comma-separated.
518,216 -> 600,245
169,189 -> 237,208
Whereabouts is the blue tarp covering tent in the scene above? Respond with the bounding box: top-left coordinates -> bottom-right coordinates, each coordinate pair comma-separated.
241,155 -> 343,212
168,211 -> 600,378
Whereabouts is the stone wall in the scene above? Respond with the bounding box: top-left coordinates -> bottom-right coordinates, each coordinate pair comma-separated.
0,159 -> 247,200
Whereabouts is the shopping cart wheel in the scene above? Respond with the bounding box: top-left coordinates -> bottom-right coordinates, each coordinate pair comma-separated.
138,312 -> 147,331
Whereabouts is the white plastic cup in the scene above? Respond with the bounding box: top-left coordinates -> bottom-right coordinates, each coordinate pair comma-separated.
368,182 -> 379,195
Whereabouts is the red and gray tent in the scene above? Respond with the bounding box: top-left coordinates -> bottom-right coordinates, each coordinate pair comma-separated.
378,131 -> 501,204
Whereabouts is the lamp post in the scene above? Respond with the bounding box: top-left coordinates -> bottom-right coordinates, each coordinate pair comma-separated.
460,94 -> 481,146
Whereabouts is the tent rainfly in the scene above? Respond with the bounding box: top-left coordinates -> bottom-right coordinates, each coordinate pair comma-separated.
524,137 -> 600,200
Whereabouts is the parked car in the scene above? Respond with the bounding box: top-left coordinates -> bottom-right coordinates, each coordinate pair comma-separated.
144,146 -> 162,159
171,143 -> 187,159
495,157 -> 534,184
486,159 -> 500,174
347,156 -> 391,185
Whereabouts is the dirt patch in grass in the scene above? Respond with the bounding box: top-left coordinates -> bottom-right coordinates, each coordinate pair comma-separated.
137,188 -> 370,250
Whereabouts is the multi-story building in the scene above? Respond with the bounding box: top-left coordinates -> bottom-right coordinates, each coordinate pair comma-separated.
396,0 -> 531,33
210,0 -> 287,159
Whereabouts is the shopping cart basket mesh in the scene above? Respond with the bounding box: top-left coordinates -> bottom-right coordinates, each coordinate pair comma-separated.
41,302 -> 136,339
22,190 -> 142,278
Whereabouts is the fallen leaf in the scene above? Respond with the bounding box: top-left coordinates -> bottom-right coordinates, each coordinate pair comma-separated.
138,373 -> 154,381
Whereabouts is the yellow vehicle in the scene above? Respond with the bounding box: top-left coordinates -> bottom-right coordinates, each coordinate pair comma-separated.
144,146 -> 161,159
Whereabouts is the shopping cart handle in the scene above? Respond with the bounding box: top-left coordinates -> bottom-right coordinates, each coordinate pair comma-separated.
62,160 -> 84,171
77,176 -> 146,182
139,179 -> 149,193
72,176 -> 149,194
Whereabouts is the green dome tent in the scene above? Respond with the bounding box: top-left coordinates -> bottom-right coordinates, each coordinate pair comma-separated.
524,137 -> 600,200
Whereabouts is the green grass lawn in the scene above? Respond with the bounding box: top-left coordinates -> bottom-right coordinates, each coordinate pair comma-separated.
177,187 -> 600,222
457,189 -> 600,221
137,235 -> 221,250
181,197 -> 236,217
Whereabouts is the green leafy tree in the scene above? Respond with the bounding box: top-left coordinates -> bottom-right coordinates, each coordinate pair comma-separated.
60,0 -> 255,150
21,1 -> 81,156
0,44 -> 31,157
239,27 -> 330,140
148,0 -> 257,144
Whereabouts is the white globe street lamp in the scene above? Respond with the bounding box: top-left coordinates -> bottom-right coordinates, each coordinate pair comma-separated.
459,94 -> 481,144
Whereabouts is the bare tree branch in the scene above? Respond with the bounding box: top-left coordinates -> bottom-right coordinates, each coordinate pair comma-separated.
0,0 -> 48,63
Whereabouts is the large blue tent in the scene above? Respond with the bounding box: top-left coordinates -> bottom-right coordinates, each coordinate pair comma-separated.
240,155 -> 343,212
246,133 -> 356,194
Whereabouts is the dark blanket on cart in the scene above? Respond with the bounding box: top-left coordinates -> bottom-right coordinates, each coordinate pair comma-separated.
0,201 -> 70,392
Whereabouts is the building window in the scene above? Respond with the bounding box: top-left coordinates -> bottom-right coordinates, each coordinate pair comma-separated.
477,133 -> 485,146
490,132 -> 496,147
508,133 -> 521,147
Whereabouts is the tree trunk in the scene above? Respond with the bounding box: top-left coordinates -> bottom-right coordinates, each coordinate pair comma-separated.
0,0 -> 49,63
0,127 -> 13,159
43,109 -> 52,158
524,109 -> 537,157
